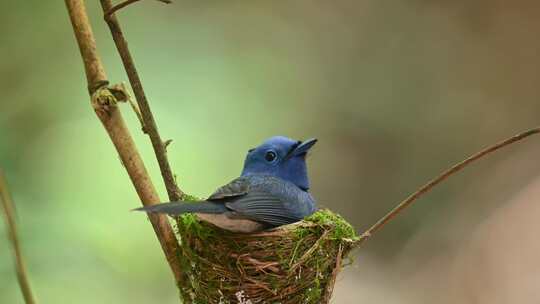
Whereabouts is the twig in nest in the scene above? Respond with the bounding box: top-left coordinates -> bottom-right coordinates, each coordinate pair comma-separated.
0,170 -> 37,304
358,127 -> 540,244
322,244 -> 343,303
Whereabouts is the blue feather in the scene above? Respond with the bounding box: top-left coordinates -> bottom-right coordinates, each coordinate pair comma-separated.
135,136 -> 318,232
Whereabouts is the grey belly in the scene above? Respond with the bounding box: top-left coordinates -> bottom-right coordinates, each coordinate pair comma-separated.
196,213 -> 264,233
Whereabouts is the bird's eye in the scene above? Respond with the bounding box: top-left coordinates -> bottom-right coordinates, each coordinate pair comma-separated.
265,151 -> 277,162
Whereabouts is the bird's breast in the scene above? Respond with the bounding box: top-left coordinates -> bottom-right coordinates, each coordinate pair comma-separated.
196,213 -> 265,233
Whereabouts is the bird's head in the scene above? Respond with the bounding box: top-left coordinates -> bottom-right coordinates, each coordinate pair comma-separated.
241,136 -> 317,191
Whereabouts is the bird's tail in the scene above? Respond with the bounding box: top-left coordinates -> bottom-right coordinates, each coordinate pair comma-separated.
133,201 -> 227,215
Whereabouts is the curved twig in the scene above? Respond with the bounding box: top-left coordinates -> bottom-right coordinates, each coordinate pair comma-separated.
106,0 -> 172,17
358,127 -> 540,244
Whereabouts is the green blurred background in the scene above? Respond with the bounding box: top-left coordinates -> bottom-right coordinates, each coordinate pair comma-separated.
2,1 -> 540,303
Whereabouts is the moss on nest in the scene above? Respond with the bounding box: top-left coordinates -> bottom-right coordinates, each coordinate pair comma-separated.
175,206 -> 359,304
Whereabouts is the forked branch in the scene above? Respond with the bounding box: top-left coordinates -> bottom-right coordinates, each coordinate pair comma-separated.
64,0 -> 184,286
106,0 -> 172,19
100,0 -> 183,202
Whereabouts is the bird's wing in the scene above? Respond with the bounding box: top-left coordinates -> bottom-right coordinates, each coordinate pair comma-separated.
207,176 -> 303,226
225,191 -> 301,226
207,177 -> 250,201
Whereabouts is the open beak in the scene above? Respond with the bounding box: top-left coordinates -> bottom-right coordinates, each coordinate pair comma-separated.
292,138 -> 317,157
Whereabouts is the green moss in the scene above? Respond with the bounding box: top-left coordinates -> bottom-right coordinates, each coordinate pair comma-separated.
304,282 -> 322,302
304,209 -> 359,241
181,193 -> 201,202
174,200 -> 359,303
179,215 -> 214,241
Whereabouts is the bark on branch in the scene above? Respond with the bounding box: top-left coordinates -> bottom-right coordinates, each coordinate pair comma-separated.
64,0 -> 184,286
100,0 -> 183,202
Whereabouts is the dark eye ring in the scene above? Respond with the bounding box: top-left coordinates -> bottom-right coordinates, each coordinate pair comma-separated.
265,151 -> 277,162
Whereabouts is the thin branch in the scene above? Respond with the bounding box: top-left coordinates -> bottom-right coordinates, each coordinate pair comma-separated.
0,170 -> 37,304
358,127 -> 540,244
64,0 -> 184,285
106,0 -> 172,17
100,0 -> 183,202
321,244 -> 343,304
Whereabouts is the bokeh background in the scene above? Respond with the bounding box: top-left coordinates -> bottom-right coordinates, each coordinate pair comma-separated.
2,1 -> 540,303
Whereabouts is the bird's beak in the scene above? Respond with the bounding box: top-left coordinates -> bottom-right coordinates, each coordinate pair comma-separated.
292,138 -> 318,156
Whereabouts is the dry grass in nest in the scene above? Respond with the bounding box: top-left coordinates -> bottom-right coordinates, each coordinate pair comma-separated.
175,209 -> 359,304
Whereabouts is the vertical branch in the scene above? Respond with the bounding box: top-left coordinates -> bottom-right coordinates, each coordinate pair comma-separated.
100,0 -> 183,202
0,170 -> 37,304
64,0 -> 185,286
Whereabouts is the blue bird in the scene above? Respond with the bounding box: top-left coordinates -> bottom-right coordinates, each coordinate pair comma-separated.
135,136 -> 318,233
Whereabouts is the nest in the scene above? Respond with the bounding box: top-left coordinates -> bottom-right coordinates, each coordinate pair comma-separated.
175,209 -> 359,304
